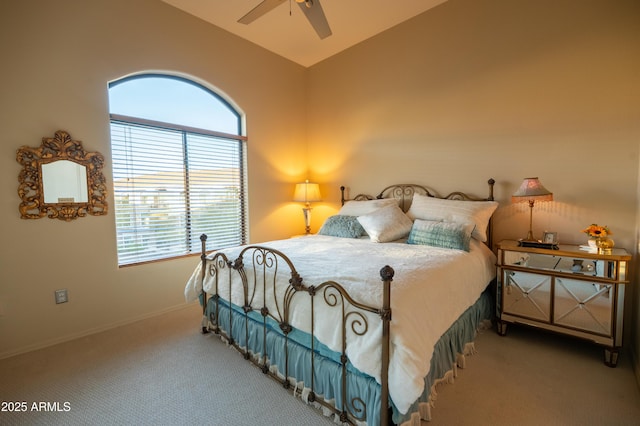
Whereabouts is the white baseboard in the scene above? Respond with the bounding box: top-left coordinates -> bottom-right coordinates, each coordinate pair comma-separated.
0,302 -> 199,360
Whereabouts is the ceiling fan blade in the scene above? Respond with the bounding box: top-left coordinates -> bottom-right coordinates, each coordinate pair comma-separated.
298,0 -> 332,39
238,0 -> 287,25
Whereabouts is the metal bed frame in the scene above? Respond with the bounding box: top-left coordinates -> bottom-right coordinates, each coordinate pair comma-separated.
197,179 -> 495,425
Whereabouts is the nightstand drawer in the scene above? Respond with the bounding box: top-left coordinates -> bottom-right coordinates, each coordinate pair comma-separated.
503,271 -> 551,322
554,277 -> 613,336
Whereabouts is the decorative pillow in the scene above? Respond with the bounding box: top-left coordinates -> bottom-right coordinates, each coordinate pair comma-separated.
318,215 -> 365,238
406,194 -> 498,242
338,198 -> 398,216
407,219 -> 475,251
356,205 -> 413,243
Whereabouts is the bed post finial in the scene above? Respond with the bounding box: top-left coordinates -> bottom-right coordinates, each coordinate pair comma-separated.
200,234 -> 208,260
487,178 -> 495,201
340,186 -> 346,206
380,265 -> 394,282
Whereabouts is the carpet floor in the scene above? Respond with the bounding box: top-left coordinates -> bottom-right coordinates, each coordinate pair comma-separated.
1,303 -> 639,425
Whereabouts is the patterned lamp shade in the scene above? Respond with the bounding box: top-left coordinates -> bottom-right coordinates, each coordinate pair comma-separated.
511,177 -> 553,203
512,177 -> 553,242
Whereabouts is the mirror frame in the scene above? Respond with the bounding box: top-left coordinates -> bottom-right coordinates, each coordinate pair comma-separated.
16,130 -> 108,221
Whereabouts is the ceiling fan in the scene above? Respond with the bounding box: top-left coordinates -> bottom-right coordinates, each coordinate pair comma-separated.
238,0 -> 332,40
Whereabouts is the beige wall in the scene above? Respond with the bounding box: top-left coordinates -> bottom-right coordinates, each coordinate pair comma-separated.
1,0 -> 639,383
0,0 -> 308,357
307,0 -> 640,363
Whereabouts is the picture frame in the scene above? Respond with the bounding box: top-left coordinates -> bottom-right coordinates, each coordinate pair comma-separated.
542,231 -> 558,244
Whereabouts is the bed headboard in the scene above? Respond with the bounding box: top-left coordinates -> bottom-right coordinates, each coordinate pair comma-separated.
340,179 -> 495,211
340,178 -> 497,246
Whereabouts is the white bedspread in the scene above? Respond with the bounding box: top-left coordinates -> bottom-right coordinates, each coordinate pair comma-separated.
184,235 -> 496,414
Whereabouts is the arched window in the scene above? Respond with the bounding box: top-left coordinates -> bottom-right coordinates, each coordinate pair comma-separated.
109,74 -> 247,266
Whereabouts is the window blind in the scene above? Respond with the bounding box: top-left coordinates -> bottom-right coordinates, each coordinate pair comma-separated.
110,119 -> 247,266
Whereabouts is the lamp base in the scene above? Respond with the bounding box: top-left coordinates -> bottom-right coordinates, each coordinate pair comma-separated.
518,239 -> 559,250
301,206 -> 312,235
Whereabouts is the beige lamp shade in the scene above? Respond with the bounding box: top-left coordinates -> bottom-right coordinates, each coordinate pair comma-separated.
293,180 -> 322,203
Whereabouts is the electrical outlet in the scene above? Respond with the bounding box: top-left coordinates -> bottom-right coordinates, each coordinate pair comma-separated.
54,289 -> 68,304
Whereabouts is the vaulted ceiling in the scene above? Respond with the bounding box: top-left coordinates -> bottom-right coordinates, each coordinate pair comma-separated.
162,0 -> 448,67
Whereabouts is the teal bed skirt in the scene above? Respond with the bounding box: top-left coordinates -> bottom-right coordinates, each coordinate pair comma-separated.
204,288 -> 493,425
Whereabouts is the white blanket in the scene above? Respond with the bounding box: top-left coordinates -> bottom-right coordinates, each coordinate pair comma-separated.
184,235 -> 496,414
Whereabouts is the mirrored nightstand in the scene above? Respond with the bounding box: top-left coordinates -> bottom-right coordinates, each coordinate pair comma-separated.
496,240 -> 631,367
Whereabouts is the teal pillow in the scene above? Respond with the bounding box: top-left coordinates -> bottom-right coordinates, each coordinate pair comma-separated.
318,215 -> 365,238
407,220 -> 474,251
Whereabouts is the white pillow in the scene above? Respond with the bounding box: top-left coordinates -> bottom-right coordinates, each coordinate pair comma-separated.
338,198 -> 398,216
406,194 -> 498,242
356,204 -> 413,243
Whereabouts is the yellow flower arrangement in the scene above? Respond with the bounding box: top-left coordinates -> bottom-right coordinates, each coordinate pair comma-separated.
582,224 -> 612,238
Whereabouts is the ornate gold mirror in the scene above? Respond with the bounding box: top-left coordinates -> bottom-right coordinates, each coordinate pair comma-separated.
17,130 -> 108,221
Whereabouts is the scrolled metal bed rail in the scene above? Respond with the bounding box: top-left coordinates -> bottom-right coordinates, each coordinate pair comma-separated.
198,234 -> 394,425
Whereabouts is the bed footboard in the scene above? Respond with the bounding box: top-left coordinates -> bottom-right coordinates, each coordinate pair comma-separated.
198,234 -> 394,425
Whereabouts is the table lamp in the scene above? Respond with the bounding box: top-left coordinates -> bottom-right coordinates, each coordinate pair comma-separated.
512,177 -> 553,242
293,180 -> 321,234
